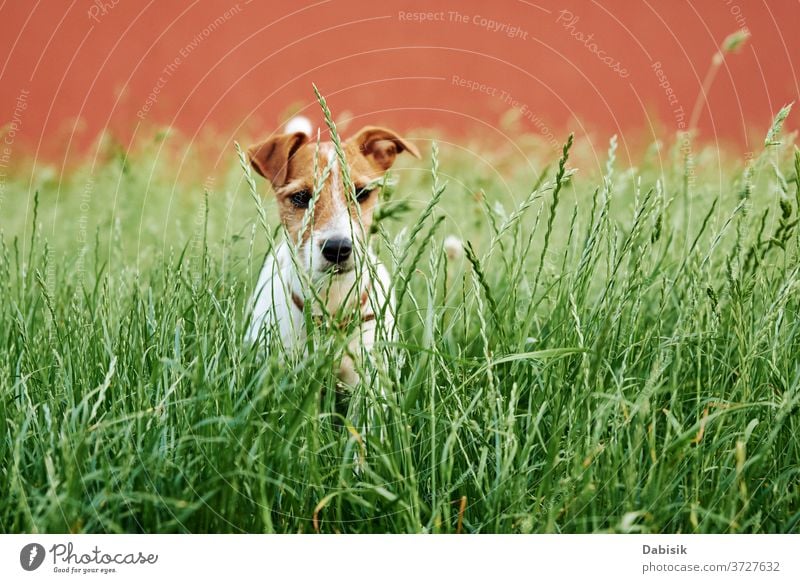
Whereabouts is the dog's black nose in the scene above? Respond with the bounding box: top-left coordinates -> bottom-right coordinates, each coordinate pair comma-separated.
321,238 -> 353,264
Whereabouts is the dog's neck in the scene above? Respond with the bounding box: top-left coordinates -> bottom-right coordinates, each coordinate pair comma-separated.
278,241 -> 374,317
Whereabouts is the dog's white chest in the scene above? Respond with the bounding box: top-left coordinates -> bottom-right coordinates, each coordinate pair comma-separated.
245,244 -> 302,347
245,243 -> 395,363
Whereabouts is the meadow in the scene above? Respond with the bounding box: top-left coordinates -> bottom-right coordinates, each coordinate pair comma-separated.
1,105 -> 798,533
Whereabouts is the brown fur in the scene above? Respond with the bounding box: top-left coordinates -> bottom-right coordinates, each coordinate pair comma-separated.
248,126 -> 421,243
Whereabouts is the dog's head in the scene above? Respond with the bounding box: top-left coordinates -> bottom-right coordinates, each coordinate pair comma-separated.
248,126 -> 420,278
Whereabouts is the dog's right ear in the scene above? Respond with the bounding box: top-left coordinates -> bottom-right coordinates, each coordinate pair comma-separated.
247,132 -> 309,186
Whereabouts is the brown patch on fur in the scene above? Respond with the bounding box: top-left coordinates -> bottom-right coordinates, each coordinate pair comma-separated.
247,132 -> 308,185
349,125 -> 421,170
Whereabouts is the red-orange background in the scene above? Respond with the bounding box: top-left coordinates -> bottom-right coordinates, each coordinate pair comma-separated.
1,0 -> 798,164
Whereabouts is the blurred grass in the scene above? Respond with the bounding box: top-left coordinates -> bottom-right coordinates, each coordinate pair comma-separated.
0,117 -> 799,533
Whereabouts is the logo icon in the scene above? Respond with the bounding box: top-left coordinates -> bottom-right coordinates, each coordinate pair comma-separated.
20,543 -> 46,571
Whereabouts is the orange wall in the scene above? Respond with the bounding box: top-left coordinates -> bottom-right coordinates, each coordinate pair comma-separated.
1,0 -> 798,164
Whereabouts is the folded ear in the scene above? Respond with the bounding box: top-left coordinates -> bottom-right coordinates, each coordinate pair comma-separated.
247,132 -> 309,186
349,126 -> 421,171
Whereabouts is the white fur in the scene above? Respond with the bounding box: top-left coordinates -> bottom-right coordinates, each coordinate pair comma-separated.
284,115 -> 312,137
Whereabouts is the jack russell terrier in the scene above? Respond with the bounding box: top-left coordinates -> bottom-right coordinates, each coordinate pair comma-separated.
245,119 -> 420,391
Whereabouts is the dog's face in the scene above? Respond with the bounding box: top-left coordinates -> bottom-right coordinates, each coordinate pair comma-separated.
248,126 -> 420,279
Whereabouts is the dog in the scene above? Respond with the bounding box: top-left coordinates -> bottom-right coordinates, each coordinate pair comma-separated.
245,119 -> 420,394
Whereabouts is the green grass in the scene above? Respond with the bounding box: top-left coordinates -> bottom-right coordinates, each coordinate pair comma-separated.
1,108 -> 799,533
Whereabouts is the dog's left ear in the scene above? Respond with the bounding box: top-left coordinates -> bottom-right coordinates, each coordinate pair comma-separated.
247,131 -> 309,187
349,126 -> 421,171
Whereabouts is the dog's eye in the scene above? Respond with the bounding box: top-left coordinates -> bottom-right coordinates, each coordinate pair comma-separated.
289,190 -> 312,208
355,186 -> 374,203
